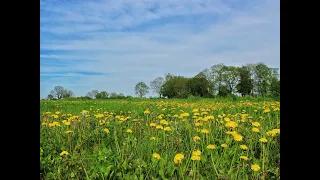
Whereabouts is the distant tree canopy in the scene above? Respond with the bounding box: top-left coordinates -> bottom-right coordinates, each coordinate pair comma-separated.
45,62 -> 279,100
47,86 -> 74,99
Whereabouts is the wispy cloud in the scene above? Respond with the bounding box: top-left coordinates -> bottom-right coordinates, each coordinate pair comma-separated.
40,0 -> 279,98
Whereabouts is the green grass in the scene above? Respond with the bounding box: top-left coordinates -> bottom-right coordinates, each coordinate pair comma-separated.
40,98 -> 280,180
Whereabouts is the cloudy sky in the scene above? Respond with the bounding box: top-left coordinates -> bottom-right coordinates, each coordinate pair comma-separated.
40,0 -> 280,98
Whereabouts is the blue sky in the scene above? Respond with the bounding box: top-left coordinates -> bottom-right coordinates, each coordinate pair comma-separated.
40,0 -> 280,98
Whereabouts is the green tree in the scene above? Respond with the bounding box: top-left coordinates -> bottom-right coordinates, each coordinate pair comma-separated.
161,75 -> 189,98
96,91 -> 108,99
236,66 -> 253,96
187,73 -> 213,97
135,82 -> 150,97
221,66 -> 240,94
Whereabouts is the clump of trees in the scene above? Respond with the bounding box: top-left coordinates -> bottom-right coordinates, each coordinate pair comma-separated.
146,62 -> 279,99
47,86 -> 74,100
45,62 -> 279,100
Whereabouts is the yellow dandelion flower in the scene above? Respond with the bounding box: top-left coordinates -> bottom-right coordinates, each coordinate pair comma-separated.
251,164 -> 261,171
252,122 -> 261,127
60,151 -> 69,156
144,109 -> 150,114
127,129 -> 133,133
263,108 -> 270,113
153,153 -> 161,160
252,128 -> 260,133
174,153 -> 184,164
164,127 -> 171,131
240,145 -> 248,150
151,137 -> 156,141
225,121 -> 238,128
240,156 -> 248,161
156,125 -> 163,129
191,155 -> 201,161
201,129 -> 209,134
207,144 -> 216,149
221,144 -> 227,148
104,128 -> 110,134
149,123 -> 157,127
192,150 -> 201,156
233,134 -> 243,141
193,136 -> 201,142
160,120 -> 169,125
259,138 -> 268,143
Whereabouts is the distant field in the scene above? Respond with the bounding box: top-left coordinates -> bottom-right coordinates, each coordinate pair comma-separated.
40,98 -> 280,180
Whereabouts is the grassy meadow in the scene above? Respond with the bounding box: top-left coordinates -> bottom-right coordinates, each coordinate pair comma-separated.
40,98 -> 280,180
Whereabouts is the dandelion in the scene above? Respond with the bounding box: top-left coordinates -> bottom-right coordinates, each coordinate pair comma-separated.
192,150 -> 201,156
207,144 -> 216,149
259,138 -> 268,143
164,127 -> 171,131
153,153 -> 161,160
252,122 -> 261,127
104,128 -> 110,134
252,128 -> 260,133
65,130 -> 73,134
233,134 -> 243,141
174,153 -> 184,164
221,144 -> 227,148
149,123 -> 157,127
156,125 -> 164,129
191,155 -> 201,161
225,121 -> 238,128
251,164 -> 261,171
240,156 -> 248,161
201,129 -> 209,134
144,109 -> 150,114
240,145 -> 248,150
263,108 -> 270,113
193,136 -> 201,142
160,120 -> 169,125
127,129 -> 133,133
60,151 -> 69,156
151,137 -> 156,141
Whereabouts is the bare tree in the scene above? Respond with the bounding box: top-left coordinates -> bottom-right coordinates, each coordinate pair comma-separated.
150,77 -> 164,98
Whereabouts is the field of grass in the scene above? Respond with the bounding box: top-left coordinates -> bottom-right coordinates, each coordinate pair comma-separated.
40,98 -> 280,180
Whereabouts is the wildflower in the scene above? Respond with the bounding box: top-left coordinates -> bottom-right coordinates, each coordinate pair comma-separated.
195,122 -> 202,126
149,123 -> 157,127
221,144 -> 227,148
240,145 -> 248,150
174,153 -> 184,164
252,128 -> 260,133
225,121 -> 238,128
251,164 -> 261,171
164,127 -> 171,131
224,117 -> 230,122
151,137 -> 156,141
60,151 -> 69,156
144,109 -> 150,114
240,156 -> 248,161
233,134 -> 243,141
193,136 -> 201,142
259,138 -> 268,143
191,155 -> 201,161
252,122 -> 261,127
263,108 -> 270,113
192,150 -> 201,156
156,125 -> 163,129
55,111 -> 61,115
201,129 -> 209,134
160,120 -> 169,125
153,153 -> 161,160
65,130 -> 73,134
104,128 -> 110,134
127,129 -> 133,133
207,144 -> 216,149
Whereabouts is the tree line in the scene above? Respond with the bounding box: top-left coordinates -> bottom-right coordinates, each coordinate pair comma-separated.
45,62 -> 279,100
135,62 -> 279,99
